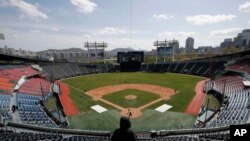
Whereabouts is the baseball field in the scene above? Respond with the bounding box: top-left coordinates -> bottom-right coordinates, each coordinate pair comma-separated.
61,72 -> 205,131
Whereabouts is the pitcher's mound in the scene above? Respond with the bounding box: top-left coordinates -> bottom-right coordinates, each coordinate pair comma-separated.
125,95 -> 137,100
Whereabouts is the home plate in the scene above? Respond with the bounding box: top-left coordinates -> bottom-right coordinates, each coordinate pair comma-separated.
91,105 -> 107,113
155,104 -> 172,113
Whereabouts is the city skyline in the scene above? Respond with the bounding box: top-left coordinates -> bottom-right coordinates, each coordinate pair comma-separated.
0,0 -> 250,51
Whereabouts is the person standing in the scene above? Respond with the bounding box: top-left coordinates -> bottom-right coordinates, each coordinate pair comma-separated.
128,109 -> 132,118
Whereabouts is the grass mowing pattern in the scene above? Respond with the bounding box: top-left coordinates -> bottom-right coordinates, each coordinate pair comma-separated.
103,89 -> 160,108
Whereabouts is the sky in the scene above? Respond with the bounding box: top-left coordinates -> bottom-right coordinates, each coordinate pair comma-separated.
0,0 -> 250,51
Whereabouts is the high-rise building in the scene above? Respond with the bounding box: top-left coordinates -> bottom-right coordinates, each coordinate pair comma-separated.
185,37 -> 194,53
0,33 -> 4,40
220,38 -> 234,48
233,29 -> 250,49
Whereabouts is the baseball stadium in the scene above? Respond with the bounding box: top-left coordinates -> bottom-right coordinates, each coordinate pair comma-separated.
1,48 -> 250,140
1,0 -> 250,141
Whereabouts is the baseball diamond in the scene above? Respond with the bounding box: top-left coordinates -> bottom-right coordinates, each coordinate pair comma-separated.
62,72 -> 204,131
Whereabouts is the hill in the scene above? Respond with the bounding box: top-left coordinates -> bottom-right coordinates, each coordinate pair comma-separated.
36,48 -> 86,53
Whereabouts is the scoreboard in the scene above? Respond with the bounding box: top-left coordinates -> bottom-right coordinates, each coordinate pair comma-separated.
117,51 -> 144,63
117,51 -> 144,72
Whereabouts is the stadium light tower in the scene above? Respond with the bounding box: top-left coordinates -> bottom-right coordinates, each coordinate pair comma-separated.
154,39 -> 178,63
84,41 -> 107,64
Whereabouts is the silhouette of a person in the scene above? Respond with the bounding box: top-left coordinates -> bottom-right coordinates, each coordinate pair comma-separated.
111,116 -> 137,141
128,109 -> 132,118
12,105 -> 16,113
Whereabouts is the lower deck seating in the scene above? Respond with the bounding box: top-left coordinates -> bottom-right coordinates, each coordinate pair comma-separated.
203,75 -> 250,128
17,93 -> 56,127
0,94 -> 12,121
0,94 -> 10,110
0,77 -> 15,92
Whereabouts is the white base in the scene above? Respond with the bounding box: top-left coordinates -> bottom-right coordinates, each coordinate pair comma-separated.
91,105 -> 107,113
155,104 -> 172,113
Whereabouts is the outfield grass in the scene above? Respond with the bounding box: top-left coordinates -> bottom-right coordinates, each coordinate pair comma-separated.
63,72 -> 204,131
103,89 -> 160,108
63,72 -> 202,91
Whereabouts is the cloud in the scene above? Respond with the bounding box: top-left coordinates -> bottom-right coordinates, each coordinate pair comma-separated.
248,20 -> 250,24
51,27 -> 59,32
59,7 -> 69,16
159,31 -> 196,38
186,14 -> 236,25
2,28 -> 155,51
70,0 -> 97,14
239,2 -> 250,12
210,28 -> 242,37
0,0 -> 48,19
177,32 -> 196,37
83,34 -> 90,38
29,30 -> 40,33
97,27 -> 127,35
0,0 -> 8,6
159,31 -> 174,37
153,14 -> 174,20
